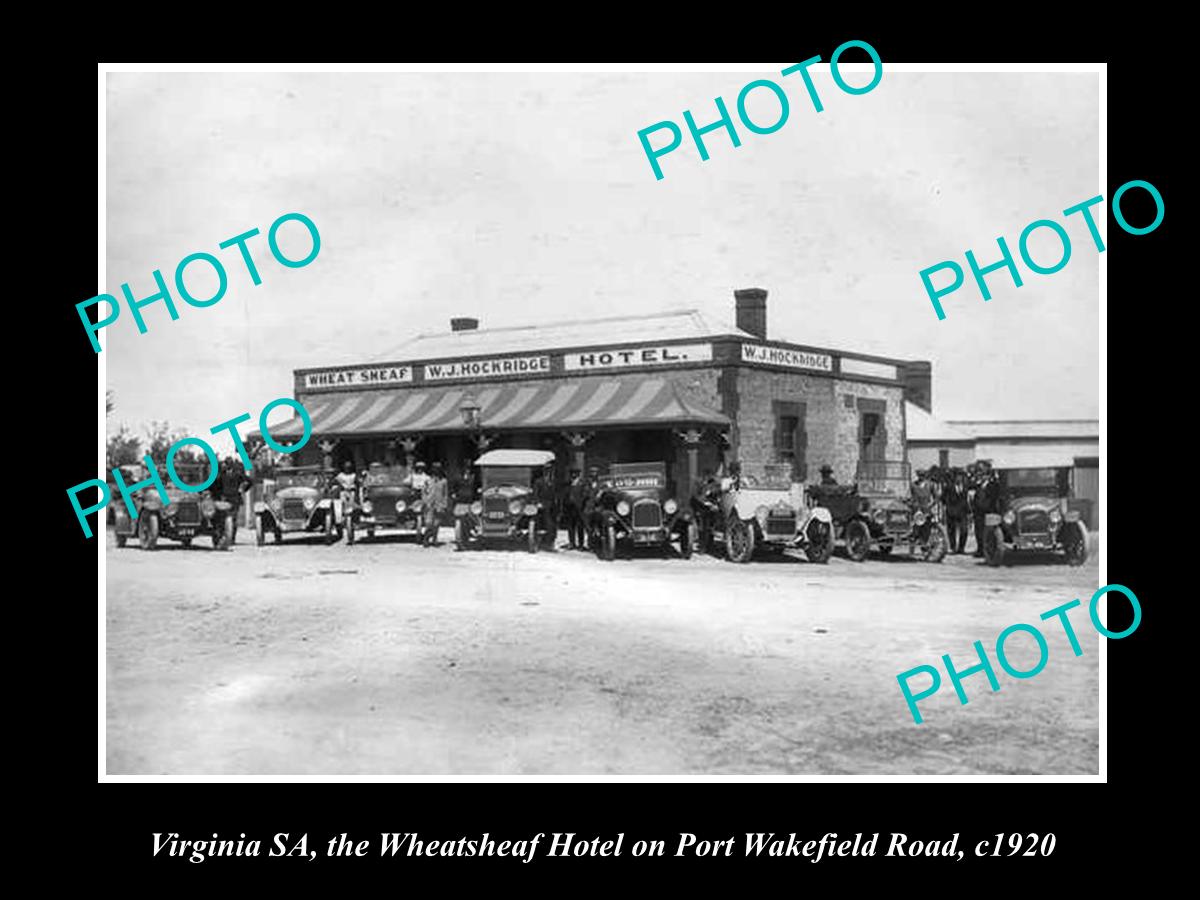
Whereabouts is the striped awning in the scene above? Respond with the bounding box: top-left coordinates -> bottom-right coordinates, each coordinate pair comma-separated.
265,378 -> 730,438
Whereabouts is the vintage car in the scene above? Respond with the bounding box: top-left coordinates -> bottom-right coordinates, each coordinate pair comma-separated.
587,462 -> 695,561
807,460 -> 948,563
452,449 -> 557,553
345,464 -> 425,543
692,464 -> 834,564
983,467 -> 1088,566
254,466 -> 344,545
108,462 -> 235,550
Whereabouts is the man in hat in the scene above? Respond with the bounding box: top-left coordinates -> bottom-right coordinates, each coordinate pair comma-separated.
421,461 -> 448,546
581,465 -> 603,550
971,461 -> 998,557
334,461 -> 359,529
211,456 -> 253,544
944,468 -> 970,554
563,467 -> 586,550
406,460 -> 430,491
819,464 -> 838,485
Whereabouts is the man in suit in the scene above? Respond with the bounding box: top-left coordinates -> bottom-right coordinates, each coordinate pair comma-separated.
944,469 -> 970,554
421,462 -> 449,547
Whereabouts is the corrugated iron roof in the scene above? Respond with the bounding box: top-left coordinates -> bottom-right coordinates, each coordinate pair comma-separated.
947,419 -> 1100,440
379,308 -> 755,361
905,402 -> 974,442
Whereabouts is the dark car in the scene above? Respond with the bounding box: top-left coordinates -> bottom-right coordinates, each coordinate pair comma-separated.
982,467 -> 1088,566
254,466 -> 344,545
109,462 -> 235,550
452,449 -> 557,553
347,464 -> 425,543
808,460 -> 948,562
587,462 -> 694,561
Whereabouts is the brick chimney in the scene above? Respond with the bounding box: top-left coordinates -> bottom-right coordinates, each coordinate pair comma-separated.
901,360 -> 933,413
734,288 -> 767,340
450,317 -> 479,332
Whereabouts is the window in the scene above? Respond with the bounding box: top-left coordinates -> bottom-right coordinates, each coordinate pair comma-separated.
773,400 -> 807,480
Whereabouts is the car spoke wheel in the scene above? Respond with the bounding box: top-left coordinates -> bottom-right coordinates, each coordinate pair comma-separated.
984,526 -> 1006,567
725,516 -> 755,563
1064,522 -> 1088,566
255,515 -> 266,546
846,520 -> 870,562
528,520 -> 539,554
923,524 -> 948,563
806,521 -> 833,564
139,515 -> 159,551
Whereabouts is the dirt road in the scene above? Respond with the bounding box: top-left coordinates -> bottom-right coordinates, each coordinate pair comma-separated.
105,531 -> 1100,775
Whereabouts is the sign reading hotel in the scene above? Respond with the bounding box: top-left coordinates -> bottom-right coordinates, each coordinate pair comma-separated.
741,343 -> 833,373
303,365 -> 413,390
424,355 -> 551,381
565,343 -> 713,371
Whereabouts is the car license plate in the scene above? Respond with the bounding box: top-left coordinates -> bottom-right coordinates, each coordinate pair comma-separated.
486,512 -> 505,520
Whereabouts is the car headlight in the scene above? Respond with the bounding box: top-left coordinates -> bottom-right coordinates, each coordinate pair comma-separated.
1002,510 -> 1016,525
509,500 -> 523,515
616,500 -> 631,516
453,503 -> 468,516
395,500 -> 407,513
1049,508 -> 1062,524
873,508 -> 887,523
664,498 -> 678,515
755,505 -> 769,523
303,497 -> 316,511
913,510 -> 926,526
470,501 -> 483,515
362,500 -> 373,514
272,499 -> 283,512
524,504 -> 538,516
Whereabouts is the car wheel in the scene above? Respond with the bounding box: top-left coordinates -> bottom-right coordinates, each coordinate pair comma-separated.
924,524 -> 949,563
600,523 -> 617,561
845,520 -> 870,562
679,524 -> 694,559
1063,521 -> 1088,566
181,537 -> 193,549
324,512 -> 336,545
454,519 -> 468,552
139,514 -> 159,551
346,517 -> 356,545
528,520 -> 539,554
725,516 -> 755,563
806,520 -> 833,564
115,532 -> 127,548
984,526 -> 1006,567
255,514 -> 266,547
273,527 -> 283,544
367,528 -> 376,539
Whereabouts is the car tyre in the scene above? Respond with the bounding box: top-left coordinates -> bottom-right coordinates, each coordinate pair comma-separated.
1063,521 -> 1088,566
528,520 -> 539,554
324,512 -> 336,545
255,514 -> 266,547
600,523 -> 617,561
679,523 -> 695,559
346,517 -> 356,545
181,537 -> 193,549
806,520 -> 833,564
725,516 -> 755,564
984,526 -> 1006,567
845,520 -> 870,562
924,524 -> 949,563
217,514 -> 234,551
454,519 -> 468,552
139,514 -> 159,551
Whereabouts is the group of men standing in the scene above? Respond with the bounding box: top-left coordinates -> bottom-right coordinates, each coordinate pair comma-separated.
924,462 -> 1001,557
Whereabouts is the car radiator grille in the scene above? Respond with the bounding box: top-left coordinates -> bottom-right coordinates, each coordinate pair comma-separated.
484,497 -> 509,519
1018,509 -> 1050,534
176,502 -> 201,525
632,500 -> 662,529
766,513 -> 796,536
282,499 -> 307,521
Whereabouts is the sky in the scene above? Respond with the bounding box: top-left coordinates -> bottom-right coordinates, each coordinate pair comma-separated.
104,69 -> 1100,455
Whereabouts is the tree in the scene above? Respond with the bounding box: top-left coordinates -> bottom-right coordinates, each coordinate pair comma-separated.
106,389 -> 114,416
144,420 -> 206,465
106,425 -> 143,470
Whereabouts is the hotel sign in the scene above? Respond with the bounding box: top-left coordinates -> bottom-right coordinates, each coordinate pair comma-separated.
302,365 -> 413,391
565,343 -> 712,371
741,343 -> 833,373
423,355 -> 551,381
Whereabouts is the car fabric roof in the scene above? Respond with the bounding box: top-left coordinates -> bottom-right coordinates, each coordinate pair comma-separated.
475,449 -> 557,467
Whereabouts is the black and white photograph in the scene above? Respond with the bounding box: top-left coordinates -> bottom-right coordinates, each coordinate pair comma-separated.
98,63 -> 1105,777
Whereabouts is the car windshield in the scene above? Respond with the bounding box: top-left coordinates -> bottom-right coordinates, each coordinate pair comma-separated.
481,466 -> 531,488
275,472 -> 323,489
1005,468 -> 1058,489
365,466 -> 406,486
